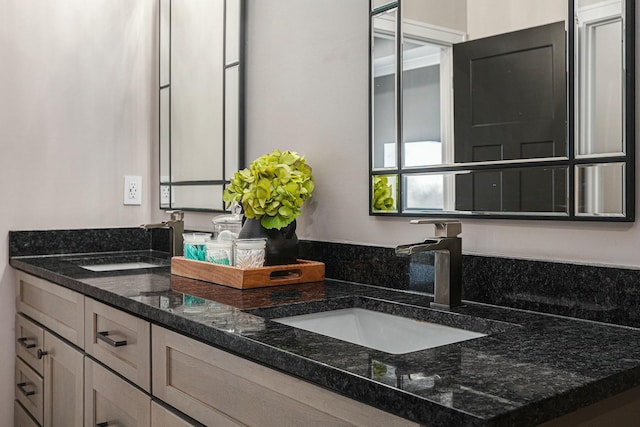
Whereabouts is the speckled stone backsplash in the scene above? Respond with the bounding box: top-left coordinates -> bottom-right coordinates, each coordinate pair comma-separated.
300,240 -> 640,329
9,228 -> 170,257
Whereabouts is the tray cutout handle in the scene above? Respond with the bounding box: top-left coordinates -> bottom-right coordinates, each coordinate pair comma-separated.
269,269 -> 303,283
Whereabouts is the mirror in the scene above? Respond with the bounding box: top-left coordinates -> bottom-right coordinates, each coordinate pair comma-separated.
369,0 -> 635,220
160,0 -> 245,211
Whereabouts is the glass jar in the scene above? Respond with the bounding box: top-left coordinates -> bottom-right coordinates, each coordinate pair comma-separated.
206,240 -> 233,265
211,204 -> 243,241
182,233 -> 211,261
234,238 -> 266,268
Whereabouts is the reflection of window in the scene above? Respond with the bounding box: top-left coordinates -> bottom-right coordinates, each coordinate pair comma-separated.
403,141 -> 442,167
370,3 -> 464,214
404,174 -> 444,211
371,7 -> 463,171
402,38 -> 446,169
383,143 -> 396,168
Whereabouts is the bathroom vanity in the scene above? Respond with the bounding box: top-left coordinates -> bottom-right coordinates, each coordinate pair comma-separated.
9,233 -> 640,427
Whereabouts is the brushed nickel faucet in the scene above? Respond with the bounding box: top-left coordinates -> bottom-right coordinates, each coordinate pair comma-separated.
141,210 -> 185,257
395,220 -> 462,310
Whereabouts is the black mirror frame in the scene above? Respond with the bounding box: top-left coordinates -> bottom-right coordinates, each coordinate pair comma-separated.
159,0 -> 247,213
368,0 -> 635,222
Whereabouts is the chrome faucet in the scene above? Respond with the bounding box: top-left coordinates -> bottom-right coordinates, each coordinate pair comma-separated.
141,210 -> 185,257
395,220 -> 462,310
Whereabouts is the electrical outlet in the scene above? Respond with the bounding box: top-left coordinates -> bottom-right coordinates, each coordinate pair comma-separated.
124,175 -> 142,205
160,185 -> 170,206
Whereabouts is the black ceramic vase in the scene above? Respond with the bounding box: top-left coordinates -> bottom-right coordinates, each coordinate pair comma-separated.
238,218 -> 299,265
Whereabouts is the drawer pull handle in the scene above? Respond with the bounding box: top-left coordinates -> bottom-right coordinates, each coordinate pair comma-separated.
97,331 -> 127,347
96,423 -> 110,427
17,337 -> 36,349
37,349 -> 48,359
17,382 -> 36,397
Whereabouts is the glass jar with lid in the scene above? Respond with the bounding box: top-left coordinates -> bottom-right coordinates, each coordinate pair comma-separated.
234,238 -> 266,268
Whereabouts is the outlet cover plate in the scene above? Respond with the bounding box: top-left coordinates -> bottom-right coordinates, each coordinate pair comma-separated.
124,175 -> 142,205
160,185 -> 170,206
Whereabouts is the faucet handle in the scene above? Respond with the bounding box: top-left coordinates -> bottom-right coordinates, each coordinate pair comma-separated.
410,219 -> 461,238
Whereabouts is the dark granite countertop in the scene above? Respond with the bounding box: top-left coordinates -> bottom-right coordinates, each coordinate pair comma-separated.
10,251 -> 640,427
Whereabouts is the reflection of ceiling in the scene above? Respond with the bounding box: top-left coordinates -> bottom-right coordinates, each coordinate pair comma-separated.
400,0 -> 566,41
466,0 -> 566,40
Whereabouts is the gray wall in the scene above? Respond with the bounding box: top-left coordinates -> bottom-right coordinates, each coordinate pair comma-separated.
0,0 -> 158,423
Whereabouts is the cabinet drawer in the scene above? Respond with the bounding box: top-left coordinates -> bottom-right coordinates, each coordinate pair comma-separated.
152,325 -> 418,427
84,358 -> 150,427
16,272 -> 84,347
15,357 -> 43,426
15,400 -> 39,427
151,402 -> 199,427
85,298 -> 151,391
16,314 -> 44,375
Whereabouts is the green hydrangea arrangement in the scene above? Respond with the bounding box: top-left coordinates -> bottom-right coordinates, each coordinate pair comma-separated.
223,150 -> 315,230
373,175 -> 395,211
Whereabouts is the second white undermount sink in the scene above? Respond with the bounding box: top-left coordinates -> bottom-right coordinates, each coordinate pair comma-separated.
80,262 -> 163,272
273,308 -> 486,354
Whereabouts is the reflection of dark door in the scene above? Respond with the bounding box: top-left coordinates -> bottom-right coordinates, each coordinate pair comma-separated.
455,168 -> 567,213
454,21 -> 566,162
453,21 -> 567,213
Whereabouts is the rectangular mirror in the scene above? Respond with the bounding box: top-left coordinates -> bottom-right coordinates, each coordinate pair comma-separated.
172,185 -> 225,211
372,7 -> 398,170
401,166 -> 568,215
369,0 -> 635,221
159,0 -> 245,211
576,162 -> 625,216
225,65 -> 241,180
576,0 -> 625,157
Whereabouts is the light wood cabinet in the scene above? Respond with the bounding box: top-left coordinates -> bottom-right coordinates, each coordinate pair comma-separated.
85,298 -> 151,392
15,357 -> 43,426
16,314 -> 44,375
15,401 -> 39,427
16,271 -> 84,347
14,320 -> 84,427
152,325 -> 419,427
151,402 -> 199,427
85,358 -> 150,427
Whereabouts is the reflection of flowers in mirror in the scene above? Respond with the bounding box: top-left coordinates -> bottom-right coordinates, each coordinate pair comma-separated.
373,175 -> 395,211
223,150 -> 315,230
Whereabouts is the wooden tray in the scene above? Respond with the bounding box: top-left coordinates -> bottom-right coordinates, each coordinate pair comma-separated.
171,257 -> 325,289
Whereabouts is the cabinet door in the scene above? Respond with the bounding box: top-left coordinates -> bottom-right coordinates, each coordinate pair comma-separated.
16,314 -> 45,375
152,325 -> 418,427
43,331 -> 83,427
15,401 -> 39,427
85,298 -> 151,391
16,271 -> 84,347
151,402 -> 199,427
15,357 -> 43,426
85,358 -> 150,427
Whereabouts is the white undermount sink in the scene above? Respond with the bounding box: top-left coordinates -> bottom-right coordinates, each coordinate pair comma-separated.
273,308 -> 486,354
80,262 -> 163,272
